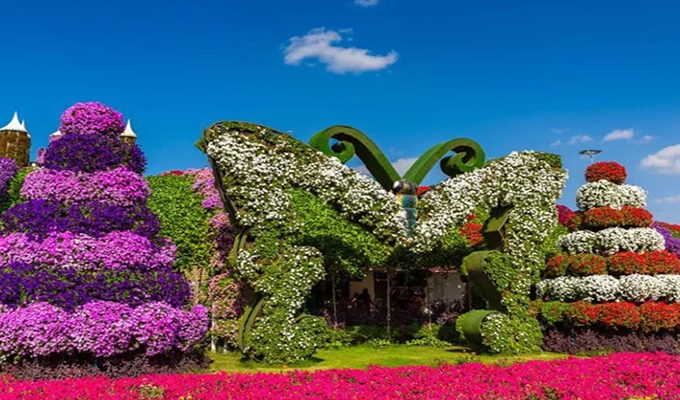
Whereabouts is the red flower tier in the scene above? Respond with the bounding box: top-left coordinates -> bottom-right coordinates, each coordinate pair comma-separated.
537,161 -> 680,354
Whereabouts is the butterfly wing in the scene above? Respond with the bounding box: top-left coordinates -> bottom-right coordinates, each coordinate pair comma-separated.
199,121 -> 407,363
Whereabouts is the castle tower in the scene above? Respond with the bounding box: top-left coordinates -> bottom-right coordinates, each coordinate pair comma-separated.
0,112 -> 31,167
49,129 -> 63,143
120,119 -> 137,144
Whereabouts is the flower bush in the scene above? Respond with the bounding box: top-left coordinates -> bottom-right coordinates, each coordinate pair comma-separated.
0,158 -> 19,201
0,262 -> 190,310
657,221 -> 680,236
43,134 -> 146,174
556,204 -> 580,232
147,173 -> 214,276
536,274 -> 680,303
208,274 -> 245,346
539,160 -> 680,350
535,300 -> 680,332
654,222 -> 680,257
609,251 -> 680,275
0,102 -> 207,367
459,213 -> 484,246
545,254 -> 607,277
0,231 -> 175,271
585,161 -> 627,184
149,168 -> 242,348
2,352 -> 680,399
558,227 -> 665,256
581,206 -> 653,230
543,326 -> 680,354
22,166 -> 150,207
0,301 -> 207,357
576,180 -> 646,211
2,200 -> 160,238
58,102 -> 125,137
544,251 -> 680,277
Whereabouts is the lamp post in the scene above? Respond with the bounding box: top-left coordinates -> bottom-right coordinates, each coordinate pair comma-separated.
579,149 -> 602,164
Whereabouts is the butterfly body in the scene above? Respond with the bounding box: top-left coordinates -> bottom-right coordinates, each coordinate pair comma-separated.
392,179 -> 418,237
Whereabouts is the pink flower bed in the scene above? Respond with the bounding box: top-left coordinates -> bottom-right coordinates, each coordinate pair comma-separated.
21,167 -> 150,207
2,352 -> 680,399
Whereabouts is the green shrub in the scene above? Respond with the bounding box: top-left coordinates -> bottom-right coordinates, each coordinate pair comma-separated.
290,189 -> 390,277
0,166 -> 32,212
146,175 -> 213,274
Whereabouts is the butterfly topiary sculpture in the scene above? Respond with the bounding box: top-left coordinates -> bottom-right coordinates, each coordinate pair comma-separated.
198,122 -> 567,364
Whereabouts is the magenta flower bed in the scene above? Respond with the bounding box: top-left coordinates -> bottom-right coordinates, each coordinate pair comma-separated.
0,231 -> 175,271
0,301 -> 207,357
1,352 -> 680,399
21,167 -> 150,207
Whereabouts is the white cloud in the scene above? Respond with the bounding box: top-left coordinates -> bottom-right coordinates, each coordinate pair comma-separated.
551,128 -> 570,135
355,0 -> 379,6
549,140 -> 562,147
603,128 -> 634,142
641,144 -> 680,175
568,135 -> 593,145
632,135 -> 654,144
353,165 -> 371,176
654,195 -> 680,204
392,157 -> 418,175
352,157 -> 417,177
283,28 -> 398,74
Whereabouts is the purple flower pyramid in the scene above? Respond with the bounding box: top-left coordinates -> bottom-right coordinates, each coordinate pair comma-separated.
0,102 -> 207,360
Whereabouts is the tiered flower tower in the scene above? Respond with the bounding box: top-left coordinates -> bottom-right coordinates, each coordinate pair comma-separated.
536,161 -> 680,353
0,102 -> 207,377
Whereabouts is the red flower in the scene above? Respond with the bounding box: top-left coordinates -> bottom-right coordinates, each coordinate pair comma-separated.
571,254 -> 607,275
640,302 -> 680,332
607,252 -> 647,275
459,213 -> 483,246
570,301 -> 601,324
556,205 -> 581,232
546,301 -> 680,332
581,206 -> 652,230
585,161 -> 627,184
546,255 -> 571,277
647,251 -> 680,274
160,170 -> 185,176
599,302 -> 641,329
416,186 -> 431,197
545,254 -> 607,277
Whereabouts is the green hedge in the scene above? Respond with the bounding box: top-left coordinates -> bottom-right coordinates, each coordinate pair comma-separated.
146,175 -> 213,275
0,166 -> 32,212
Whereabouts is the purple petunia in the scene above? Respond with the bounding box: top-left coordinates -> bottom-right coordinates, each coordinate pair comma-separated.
21,167 -> 150,207
0,301 -> 208,358
0,231 -> 176,271
0,157 -> 19,200
0,262 -> 190,310
58,102 -> 125,137
2,200 -> 160,238
0,102 -> 208,361
654,222 -> 680,257
43,134 -> 147,174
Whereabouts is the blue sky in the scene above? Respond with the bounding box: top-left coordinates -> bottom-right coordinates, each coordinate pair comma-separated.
1,0 -> 679,221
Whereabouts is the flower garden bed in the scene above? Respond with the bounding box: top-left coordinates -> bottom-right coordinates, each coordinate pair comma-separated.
1,352 -> 679,399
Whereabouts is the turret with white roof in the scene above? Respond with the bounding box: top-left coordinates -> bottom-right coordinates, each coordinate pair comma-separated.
0,111 -> 31,166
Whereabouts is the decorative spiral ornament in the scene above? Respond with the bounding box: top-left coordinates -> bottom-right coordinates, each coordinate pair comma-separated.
309,125 -> 400,191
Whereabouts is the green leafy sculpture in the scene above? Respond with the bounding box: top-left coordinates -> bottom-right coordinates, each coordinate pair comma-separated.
309,125 -> 485,190
199,121 -> 566,363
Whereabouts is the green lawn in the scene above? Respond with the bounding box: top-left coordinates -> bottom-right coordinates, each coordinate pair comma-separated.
207,345 -> 569,373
